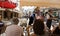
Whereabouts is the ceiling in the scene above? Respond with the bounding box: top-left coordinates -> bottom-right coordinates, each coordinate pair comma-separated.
21,0 -> 60,3
20,0 -> 60,8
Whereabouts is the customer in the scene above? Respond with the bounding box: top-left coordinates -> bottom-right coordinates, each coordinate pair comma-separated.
33,19 -> 45,36
5,17 -> 23,36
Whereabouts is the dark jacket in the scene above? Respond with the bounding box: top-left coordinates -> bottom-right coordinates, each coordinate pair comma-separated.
29,14 -> 35,25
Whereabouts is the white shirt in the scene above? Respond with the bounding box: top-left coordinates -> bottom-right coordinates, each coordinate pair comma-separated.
46,13 -> 54,19
5,25 -> 23,36
46,14 -> 50,19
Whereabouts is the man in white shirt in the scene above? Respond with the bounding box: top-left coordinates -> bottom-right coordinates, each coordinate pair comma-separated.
46,9 -> 54,31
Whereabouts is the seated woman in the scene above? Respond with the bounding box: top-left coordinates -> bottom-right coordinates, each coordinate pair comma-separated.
33,19 -> 45,36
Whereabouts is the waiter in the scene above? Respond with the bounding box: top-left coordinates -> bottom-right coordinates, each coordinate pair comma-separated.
46,9 -> 54,31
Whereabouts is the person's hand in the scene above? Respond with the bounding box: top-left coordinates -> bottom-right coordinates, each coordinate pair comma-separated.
26,25 -> 30,32
26,27 -> 29,32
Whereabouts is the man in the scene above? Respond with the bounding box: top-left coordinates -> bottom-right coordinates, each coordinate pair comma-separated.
5,17 -> 23,36
46,9 -> 54,31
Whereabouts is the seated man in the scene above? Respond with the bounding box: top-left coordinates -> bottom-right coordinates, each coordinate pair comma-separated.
5,17 -> 23,36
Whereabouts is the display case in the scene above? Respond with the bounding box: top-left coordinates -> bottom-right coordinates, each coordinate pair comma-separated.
0,9 -> 18,21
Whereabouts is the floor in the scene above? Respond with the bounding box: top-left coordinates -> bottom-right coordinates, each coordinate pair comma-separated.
0,20 -> 59,36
